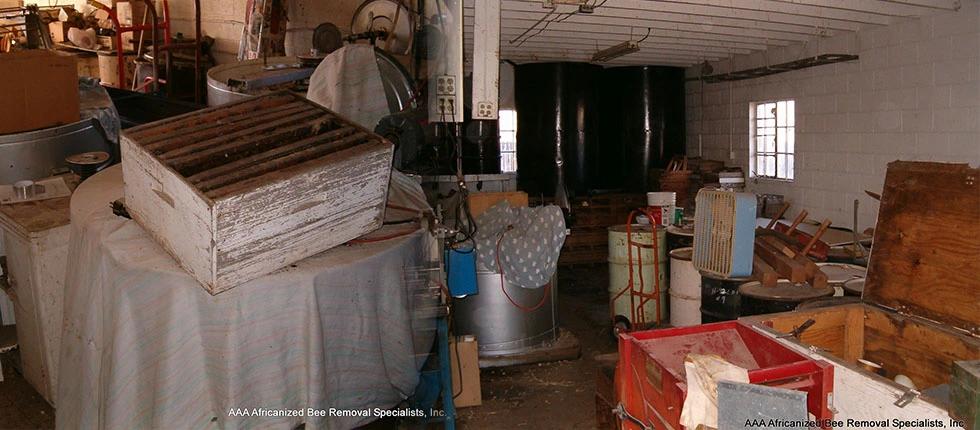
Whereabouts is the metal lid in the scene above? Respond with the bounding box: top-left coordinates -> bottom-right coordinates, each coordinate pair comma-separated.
608,224 -> 662,233
666,224 -> 694,237
796,296 -> 863,311
669,247 -> 693,261
842,278 -> 865,296
699,271 -> 754,282
738,280 -> 835,302
816,262 -> 867,284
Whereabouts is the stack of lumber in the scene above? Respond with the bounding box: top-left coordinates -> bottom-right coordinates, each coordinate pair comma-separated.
532,193 -> 646,266
751,205 -> 832,289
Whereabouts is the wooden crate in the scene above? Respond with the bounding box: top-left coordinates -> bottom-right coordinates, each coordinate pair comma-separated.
121,92 -> 393,295
742,161 -> 980,423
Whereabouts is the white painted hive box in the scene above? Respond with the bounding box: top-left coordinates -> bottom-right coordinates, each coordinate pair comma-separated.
121,92 -> 394,295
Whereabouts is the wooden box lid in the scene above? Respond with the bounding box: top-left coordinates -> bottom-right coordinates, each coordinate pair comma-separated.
865,161 -> 980,337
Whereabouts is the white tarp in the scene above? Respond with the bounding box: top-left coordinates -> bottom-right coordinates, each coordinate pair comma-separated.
306,44 -> 390,130
57,166 -> 437,429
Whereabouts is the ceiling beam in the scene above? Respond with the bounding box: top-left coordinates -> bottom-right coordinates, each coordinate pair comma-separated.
498,46 -> 709,62
641,0 -> 892,25
500,52 -> 697,67
766,0 -> 958,16
464,9 -> 807,45
485,40 -> 730,60
463,19 -> 780,50
581,0 -> 878,30
464,32 -> 753,55
481,2 -> 838,39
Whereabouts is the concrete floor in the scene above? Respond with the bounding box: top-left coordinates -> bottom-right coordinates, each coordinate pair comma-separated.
0,266 -> 616,430
454,266 -> 617,429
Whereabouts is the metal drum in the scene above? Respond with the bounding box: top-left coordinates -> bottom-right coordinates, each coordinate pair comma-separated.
206,49 -> 415,112
739,280 -> 835,316
700,272 -> 752,323
796,296 -> 862,310
816,262 -> 866,296
0,118 -> 113,184
842,278 -> 865,297
453,272 -> 558,357
665,224 -> 694,253
608,224 -> 668,326
668,247 -> 700,327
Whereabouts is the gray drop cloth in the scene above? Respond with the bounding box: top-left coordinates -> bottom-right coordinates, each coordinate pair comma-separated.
306,44 -> 391,130
57,165 -> 438,430
473,202 -> 566,288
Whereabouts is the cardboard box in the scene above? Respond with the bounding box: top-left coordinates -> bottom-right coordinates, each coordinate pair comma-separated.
0,50 -> 79,134
450,336 -> 482,407
48,21 -> 69,43
96,35 -> 116,51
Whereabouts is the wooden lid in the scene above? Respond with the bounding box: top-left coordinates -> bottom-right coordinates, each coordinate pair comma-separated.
865,162 -> 980,336
738,280 -> 835,302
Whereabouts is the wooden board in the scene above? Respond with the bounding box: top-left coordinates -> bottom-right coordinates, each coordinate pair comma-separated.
746,303 -> 980,390
863,306 -> 979,389
121,92 -> 393,294
0,174 -> 78,240
467,191 -> 528,217
865,161 -> 980,336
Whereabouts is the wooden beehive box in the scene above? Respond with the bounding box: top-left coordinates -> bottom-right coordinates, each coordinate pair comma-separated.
743,161 -> 980,422
121,92 -> 393,294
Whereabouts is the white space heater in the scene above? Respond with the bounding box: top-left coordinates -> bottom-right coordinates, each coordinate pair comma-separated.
692,190 -> 757,278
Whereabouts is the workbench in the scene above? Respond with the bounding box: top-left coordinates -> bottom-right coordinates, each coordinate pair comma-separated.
57,165 -> 439,429
0,173 -> 78,405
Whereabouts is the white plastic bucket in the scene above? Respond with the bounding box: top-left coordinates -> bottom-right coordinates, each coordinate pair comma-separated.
646,192 -> 676,226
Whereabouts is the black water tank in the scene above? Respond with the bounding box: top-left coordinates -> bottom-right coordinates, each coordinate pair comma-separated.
514,62 -> 601,196
598,66 -> 686,192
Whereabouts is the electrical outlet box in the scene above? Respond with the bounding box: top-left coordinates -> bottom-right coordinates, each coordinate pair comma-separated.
437,95 -> 457,117
473,101 -> 496,120
437,75 -> 457,96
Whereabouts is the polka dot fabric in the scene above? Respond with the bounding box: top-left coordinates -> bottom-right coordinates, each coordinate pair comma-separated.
473,201 -> 567,288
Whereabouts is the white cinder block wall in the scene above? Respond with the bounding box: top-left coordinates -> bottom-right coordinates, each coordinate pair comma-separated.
685,1 -> 980,230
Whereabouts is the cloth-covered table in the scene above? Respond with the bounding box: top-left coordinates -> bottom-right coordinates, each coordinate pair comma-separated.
57,165 -> 437,429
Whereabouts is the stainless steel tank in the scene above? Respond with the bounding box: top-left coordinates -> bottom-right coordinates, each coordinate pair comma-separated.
206,56 -> 311,106
453,271 -> 558,357
0,118 -> 114,184
206,49 -> 416,113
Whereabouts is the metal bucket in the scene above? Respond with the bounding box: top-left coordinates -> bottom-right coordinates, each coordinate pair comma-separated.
452,272 -> 558,357
739,280 -> 835,316
668,247 -> 700,327
699,272 -> 752,323
608,224 -> 668,326
816,262 -> 866,296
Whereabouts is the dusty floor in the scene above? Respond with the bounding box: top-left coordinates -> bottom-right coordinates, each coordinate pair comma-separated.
453,266 -> 617,429
0,266 -> 617,430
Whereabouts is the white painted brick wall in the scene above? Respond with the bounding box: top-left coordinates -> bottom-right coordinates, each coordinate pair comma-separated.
686,1 -> 980,229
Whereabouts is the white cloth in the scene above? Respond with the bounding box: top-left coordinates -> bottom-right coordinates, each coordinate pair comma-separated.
679,354 -> 750,430
57,166 -> 437,429
306,44 -> 391,130
473,202 -> 566,288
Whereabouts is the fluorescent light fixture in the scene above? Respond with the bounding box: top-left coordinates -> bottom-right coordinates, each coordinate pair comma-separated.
591,40 -> 640,62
